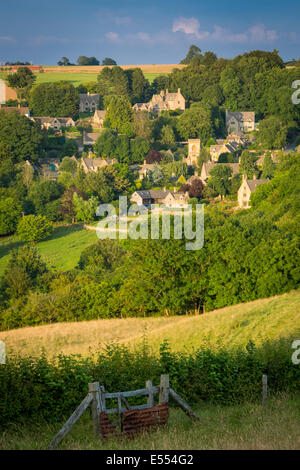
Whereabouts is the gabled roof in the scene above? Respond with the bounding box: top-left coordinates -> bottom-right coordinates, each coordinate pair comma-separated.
93,110 -> 106,120
1,106 -> 29,115
247,179 -> 269,192
79,93 -> 100,103
226,111 -> 255,123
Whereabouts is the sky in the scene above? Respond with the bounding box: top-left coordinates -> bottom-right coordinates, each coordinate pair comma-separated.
0,0 -> 299,65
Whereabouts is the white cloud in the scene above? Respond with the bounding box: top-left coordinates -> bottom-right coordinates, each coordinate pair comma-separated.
0,36 -> 16,43
172,17 -> 279,44
249,24 -> 279,42
105,32 -> 121,43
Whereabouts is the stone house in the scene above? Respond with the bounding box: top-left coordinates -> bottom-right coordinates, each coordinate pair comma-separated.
0,106 -> 30,117
185,139 -> 201,166
130,189 -> 189,208
92,110 -> 106,129
31,117 -> 75,130
0,78 -> 18,104
209,142 -> 238,162
79,93 -> 100,113
133,88 -> 185,114
226,110 -> 255,134
81,157 -> 117,173
82,131 -> 102,147
238,175 -> 269,208
129,160 -> 157,180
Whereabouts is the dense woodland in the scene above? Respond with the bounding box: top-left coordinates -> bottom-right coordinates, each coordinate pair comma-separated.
0,48 -> 299,329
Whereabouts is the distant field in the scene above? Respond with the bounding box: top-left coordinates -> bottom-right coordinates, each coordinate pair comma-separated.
1,290 -> 299,357
0,64 -> 182,86
0,225 -> 98,275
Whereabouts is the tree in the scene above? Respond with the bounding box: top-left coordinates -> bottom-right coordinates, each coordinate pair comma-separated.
130,137 -> 150,164
7,67 -> 36,100
239,150 -> 257,178
149,163 -> 165,185
77,56 -> 99,66
146,150 -> 164,164
95,129 -> 117,158
177,103 -> 215,142
0,111 -> 44,163
28,180 -> 64,214
160,125 -> 176,147
17,215 -> 53,242
29,82 -> 79,119
197,148 -> 210,171
262,152 -> 275,179
102,58 -> 117,66
104,96 -> 133,135
180,45 -> 202,64
73,193 -> 98,223
0,198 -> 21,235
57,57 -> 71,66
208,164 -> 233,198
60,186 -> 88,222
60,156 -> 77,173
257,116 -> 288,150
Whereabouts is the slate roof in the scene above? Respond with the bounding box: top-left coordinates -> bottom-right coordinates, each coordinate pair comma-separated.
247,179 -> 269,192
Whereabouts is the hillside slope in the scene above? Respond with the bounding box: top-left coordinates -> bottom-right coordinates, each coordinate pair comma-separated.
1,290 -> 299,357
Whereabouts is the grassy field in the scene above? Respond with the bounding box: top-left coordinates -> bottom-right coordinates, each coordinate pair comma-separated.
0,70 -> 171,86
0,225 -> 98,275
1,290 -> 299,357
1,393 -> 299,450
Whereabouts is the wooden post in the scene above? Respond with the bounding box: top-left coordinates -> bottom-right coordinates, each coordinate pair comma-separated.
88,382 -> 101,435
169,388 -> 200,421
100,385 -> 106,412
262,374 -> 268,411
48,393 -> 93,449
146,380 -> 154,408
159,374 -> 169,404
117,395 -> 123,433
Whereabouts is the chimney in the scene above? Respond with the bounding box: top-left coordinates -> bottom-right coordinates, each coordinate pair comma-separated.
143,159 -> 146,165
243,174 -> 247,182
178,88 -> 181,94
163,187 -> 166,192
166,89 -> 169,94
194,170 -> 198,177
253,173 -> 256,180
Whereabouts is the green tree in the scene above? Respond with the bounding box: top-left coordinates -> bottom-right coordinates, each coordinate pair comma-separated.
180,45 -> 202,64
104,96 -> 133,135
257,116 -> 288,150
239,150 -> 257,178
160,125 -> 176,147
7,67 -> 36,100
208,164 -> 233,198
0,111 -> 44,163
60,156 -> 77,173
28,180 -> 64,214
149,163 -> 165,185
130,137 -> 150,164
177,103 -> 215,142
0,198 -> 21,235
17,215 -> 53,242
30,82 -> 79,119
102,58 -> 117,66
73,193 -> 98,223
262,152 -> 275,179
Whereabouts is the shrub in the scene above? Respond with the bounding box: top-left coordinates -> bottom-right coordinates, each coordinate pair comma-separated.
17,215 -> 53,242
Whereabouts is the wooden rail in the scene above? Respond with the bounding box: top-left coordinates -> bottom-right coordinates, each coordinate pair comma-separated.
48,374 -> 199,449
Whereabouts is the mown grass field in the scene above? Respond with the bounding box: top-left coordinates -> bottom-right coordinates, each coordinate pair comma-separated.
1,394 -> 299,450
0,225 -> 98,275
1,290 -> 299,357
0,70 -> 170,86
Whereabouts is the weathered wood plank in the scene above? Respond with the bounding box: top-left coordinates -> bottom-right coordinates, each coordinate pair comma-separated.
146,380 -> 154,408
106,403 -> 150,414
159,375 -> 169,404
48,393 -> 93,449
88,382 -> 101,435
105,386 -> 159,399
262,374 -> 268,411
169,388 -> 200,421
100,385 -> 106,412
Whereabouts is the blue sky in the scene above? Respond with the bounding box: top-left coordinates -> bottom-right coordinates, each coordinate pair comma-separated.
0,0 -> 299,65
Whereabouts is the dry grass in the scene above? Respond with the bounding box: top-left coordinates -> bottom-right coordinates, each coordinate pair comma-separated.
42,64 -> 186,74
1,290 -> 299,357
1,393 -> 299,450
